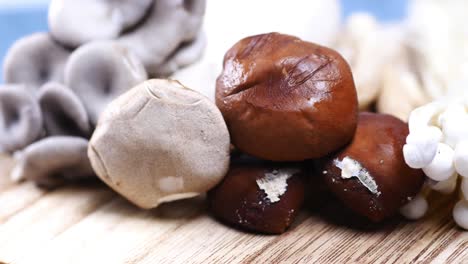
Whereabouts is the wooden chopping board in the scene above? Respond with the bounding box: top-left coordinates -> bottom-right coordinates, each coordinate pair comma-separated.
0,154 -> 466,264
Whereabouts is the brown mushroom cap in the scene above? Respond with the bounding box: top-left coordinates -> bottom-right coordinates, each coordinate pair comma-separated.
319,112 -> 425,222
216,33 -> 358,161
208,160 -> 305,234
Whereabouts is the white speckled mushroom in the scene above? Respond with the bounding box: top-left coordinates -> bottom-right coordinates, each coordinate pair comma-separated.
0,85 -> 43,153
117,0 -> 206,76
3,33 -> 70,91
65,41 -> 148,125
38,82 -> 91,137
88,79 -> 230,209
11,136 -> 94,188
48,0 -> 153,47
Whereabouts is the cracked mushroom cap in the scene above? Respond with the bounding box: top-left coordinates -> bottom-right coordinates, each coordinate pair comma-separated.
48,0 -> 153,48
38,82 -> 91,137
0,85 -> 43,153
88,79 -> 230,209
11,136 -> 94,188
117,0 -> 206,76
3,33 -> 70,91
65,41 -> 148,125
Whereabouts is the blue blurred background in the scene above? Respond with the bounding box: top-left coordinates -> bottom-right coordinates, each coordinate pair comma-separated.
0,0 -> 408,83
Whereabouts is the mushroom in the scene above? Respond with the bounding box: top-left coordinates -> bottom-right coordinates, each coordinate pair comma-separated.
3,32 -> 70,91
151,31 -> 207,77
11,136 -> 94,188
116,0 -> 206,76
65,41 -> 148,125
38,82 -> 91,137
0,85 -> 43,153
48,0 -> 153,48
334,13 -> 404,110
88,79 -> 230,209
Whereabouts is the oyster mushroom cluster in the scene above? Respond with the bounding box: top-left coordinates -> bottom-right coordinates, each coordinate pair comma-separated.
402,99 -> 468,230
1,0 -> 206,187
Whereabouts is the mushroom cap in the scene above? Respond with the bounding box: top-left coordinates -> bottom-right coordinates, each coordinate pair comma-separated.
0,85 -> 43,153
117,0 -> 206,76
88,79 -> 230,209
3,32 -> 70,91
216,33 -> 358,161
65,41 -> 148,125
11,136 -> 94,187
38,82 -> 91,137
48,0 -> 153,47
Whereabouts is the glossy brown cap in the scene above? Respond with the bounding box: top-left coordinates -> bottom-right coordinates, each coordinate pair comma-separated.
320,112 -> 425,222
208,161 -> 305,234
216,32 -> 358,161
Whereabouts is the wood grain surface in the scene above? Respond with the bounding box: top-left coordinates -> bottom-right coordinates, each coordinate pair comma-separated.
0,154 -> 466,264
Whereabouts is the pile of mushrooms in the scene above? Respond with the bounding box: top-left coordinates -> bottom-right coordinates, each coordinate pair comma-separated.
0,0 -> 206,187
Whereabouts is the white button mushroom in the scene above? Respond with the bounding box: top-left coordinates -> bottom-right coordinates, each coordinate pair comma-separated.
399,194 -> 428,220
0,85 -> 43,153
403,125 -> 442,169
88,79 -> 230,209
3,33 -> 70,91
453,200 -> 468,230
117,0 -> 206,76
422,143 -> 456,182
38,82 -> 90,137
454,140 -> 468,177
48,0 -> 153,47
65,41 -> 148,125
11,136 -> 94,188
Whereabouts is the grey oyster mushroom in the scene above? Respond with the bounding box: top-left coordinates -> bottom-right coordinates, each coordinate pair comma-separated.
0,85 -> 43,153
3,33 -> 70,91
48,0 -> 154,48
11,136 -> 94,188
65,41 -> 148,125
38,82 -> 91,138
88,79 -> 230,209
117,0 -> 206,76
154,32 -> 207,77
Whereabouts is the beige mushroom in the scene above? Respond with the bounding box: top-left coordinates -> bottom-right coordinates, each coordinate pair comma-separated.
117,0 -> 206,76
334,13 -> 404,110
0,85 -> 43,153
65,41 -> 148,125
11,136 -> 94,188
3,33 -> 70,91
48,0 -> 153,48
38,82 -> 91,137
88,79 -> 230,209
377,45 -> 432,121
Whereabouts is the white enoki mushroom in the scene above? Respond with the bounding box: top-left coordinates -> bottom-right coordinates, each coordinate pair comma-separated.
334,13 -> 403,110
402,99 -> 468,229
